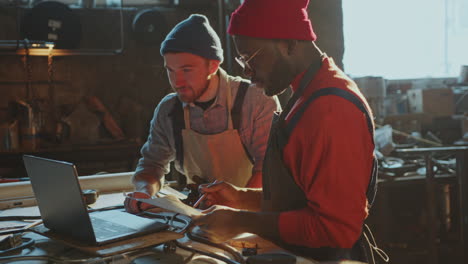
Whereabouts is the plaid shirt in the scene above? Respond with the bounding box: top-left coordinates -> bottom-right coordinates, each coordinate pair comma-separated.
134,68 -> 281,184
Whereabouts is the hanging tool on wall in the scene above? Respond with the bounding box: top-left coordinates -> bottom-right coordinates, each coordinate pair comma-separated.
85,96 -> 125,141
20,1 -> 82,49
8,100 -> 37,150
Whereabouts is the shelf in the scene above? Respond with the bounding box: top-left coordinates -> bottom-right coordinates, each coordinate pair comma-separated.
0,141 -> 142,177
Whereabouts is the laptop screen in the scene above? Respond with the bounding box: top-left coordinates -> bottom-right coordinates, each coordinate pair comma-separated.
23,155 -> 97,242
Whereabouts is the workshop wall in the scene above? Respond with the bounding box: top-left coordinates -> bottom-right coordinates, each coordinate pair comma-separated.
0,1 -> 344,147
309,0 -> 344,70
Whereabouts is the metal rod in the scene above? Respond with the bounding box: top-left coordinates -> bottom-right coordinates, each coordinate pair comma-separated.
225,14 -> 233,73
376,124 -> 443,147
396,146 -> 468,154
0,172 -> 134,210
425,155 -> 438,264
217,0 -> 226,70
456,151 -> 468,263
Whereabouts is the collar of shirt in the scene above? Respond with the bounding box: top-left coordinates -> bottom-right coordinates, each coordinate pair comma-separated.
290,55 -> 335,94
182,68 -> 230,110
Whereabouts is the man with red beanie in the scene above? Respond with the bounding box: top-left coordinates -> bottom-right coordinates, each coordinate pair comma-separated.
192,0 -> 378,262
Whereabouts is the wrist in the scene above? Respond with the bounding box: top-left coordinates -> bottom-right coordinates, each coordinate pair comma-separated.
134,180 -> 160,197
235,210 -> 253,233
237,188 -> 262,211
238,211 -> 280,241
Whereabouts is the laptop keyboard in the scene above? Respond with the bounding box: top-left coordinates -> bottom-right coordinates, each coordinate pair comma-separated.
90,216 -> 137,239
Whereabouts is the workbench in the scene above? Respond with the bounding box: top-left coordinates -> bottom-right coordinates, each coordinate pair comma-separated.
0,192 -> 319,264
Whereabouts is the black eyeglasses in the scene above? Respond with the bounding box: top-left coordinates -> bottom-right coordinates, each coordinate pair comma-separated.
235,48 -> 262,71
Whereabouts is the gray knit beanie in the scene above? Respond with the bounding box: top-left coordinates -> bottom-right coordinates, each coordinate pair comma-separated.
160,14 -> 224,62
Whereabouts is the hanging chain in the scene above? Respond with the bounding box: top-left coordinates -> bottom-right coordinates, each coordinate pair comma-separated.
47,46 -> 55,108
20,40 -> 38,150
47,46 -> 57,140
22,40 -> 33,101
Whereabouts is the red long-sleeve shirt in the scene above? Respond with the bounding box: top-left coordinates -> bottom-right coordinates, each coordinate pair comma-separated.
278,57 -> 374,248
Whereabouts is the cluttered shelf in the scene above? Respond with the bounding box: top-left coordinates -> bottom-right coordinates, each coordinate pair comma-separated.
369,146 -> 468,264
0,141 -> 142,179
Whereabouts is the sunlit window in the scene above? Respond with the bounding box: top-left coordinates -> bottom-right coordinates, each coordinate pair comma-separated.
343,0 -> 468,79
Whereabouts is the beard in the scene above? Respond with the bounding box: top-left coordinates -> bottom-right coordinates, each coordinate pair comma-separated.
263,55 -> 296,97
175,87 -> 196,103
175,81 -> 210,103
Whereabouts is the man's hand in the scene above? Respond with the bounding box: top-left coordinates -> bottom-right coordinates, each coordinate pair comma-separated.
126,174 -> 162,213
192,207 -> 245,244
198,181 -> 263,211
124,192 -> 155,214
192,206 -> 281,245
197,181 -> 244,209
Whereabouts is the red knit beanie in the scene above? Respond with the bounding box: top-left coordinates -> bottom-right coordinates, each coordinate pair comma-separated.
228,0 -> 316,41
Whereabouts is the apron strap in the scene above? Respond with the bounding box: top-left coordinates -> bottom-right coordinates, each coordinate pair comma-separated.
231,81 -> 249,130
171,81 -> 250,169
280,87 -> 377,205
183,106 -> 191,129
226,80 -> 234,130
284,88 -> 375,144
169,98 -> 185,169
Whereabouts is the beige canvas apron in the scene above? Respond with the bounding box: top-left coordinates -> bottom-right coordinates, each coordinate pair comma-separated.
181,84 -> 253,187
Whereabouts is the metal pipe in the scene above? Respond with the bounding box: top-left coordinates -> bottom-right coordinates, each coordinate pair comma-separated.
457,151 -> 468,262
376,124 -> 443,147
0,172 -> 134,210
217,0 -> 226,62
425,155 -> 438,264
442,184 -> 451,232
224,14 -> 233,73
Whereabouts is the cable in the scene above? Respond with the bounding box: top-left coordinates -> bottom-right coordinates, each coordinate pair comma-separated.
174,240 -> 241,264
0,255 -> 104,263
0,216 -> 41,221
182,252 -> 196,263
0,237 -> 35,256
141,211 -> 192,233
362,224 -> 389,264
141,211 -> 244,264
187,232 -> 245,264
87,205 -> 125,213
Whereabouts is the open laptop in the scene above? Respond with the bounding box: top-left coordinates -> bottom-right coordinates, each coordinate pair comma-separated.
23,155 -> 168,246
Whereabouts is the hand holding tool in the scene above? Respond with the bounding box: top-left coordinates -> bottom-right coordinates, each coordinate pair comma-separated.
193,180 -> 219,208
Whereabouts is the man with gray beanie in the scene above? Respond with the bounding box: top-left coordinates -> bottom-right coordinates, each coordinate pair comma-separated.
124,14 -> 280,213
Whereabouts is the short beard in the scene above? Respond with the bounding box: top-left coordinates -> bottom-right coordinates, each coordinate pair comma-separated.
176,83 -> 208,103
264,56 -> 296,97
176,71 -> 211,103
